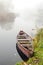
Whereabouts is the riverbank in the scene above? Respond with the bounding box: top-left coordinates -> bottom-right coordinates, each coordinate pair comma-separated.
15,28 -> 43,65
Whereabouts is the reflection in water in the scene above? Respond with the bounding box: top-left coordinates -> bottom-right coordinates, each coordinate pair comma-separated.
0,0 -> 16,30
0,12 -> 16,30
36,3 -> 43,28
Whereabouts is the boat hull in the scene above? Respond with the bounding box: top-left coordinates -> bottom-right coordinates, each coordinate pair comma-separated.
16,43 -> 29,61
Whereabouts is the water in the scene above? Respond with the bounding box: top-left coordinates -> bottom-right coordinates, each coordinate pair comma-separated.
0,0 -> 43,65
0,28 -> 21,65
0,14 -> 36,65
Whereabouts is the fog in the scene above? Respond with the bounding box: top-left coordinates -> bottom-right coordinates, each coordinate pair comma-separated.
0,0 -> 43,65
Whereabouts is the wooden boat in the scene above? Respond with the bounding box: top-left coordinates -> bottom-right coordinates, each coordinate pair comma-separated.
16,30 -> 34,61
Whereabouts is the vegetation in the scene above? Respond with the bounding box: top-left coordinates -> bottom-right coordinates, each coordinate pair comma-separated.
16,28 -> 43,65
